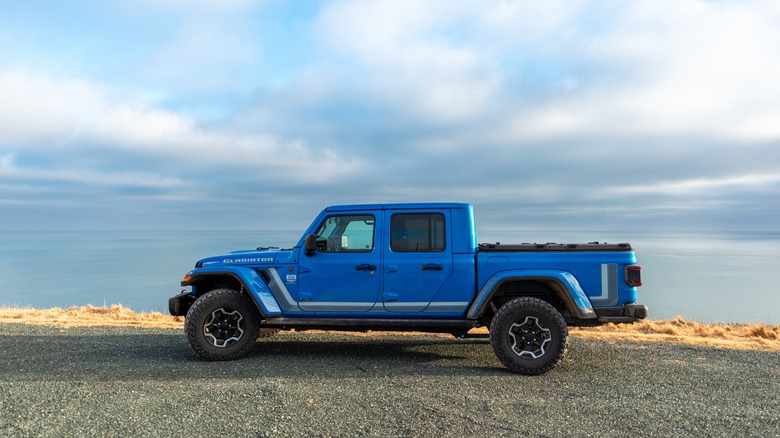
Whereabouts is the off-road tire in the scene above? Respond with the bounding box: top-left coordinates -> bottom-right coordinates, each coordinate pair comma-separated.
489,297 -> 568,375
185,288 -> 261,360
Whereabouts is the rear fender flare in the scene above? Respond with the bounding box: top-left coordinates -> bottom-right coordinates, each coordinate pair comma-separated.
467,269 -> 596,320
184,266 -> 282,317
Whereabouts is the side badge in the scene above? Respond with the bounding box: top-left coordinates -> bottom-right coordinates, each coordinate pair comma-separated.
286,274 -> 297,284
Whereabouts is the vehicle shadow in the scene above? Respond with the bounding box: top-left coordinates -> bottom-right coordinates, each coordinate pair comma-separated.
1,326 -> 511,382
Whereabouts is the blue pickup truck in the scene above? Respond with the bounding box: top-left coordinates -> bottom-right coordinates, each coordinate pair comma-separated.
169,203 -> 646,375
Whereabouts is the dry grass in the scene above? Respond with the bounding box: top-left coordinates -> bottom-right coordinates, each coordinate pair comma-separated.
0,304 -> 184,329
569,316 -> 780,352
1,306 -> 778,352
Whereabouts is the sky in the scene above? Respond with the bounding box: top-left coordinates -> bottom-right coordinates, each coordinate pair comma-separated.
1,0 -> 779,232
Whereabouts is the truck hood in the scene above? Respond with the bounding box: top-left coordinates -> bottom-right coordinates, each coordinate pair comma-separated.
196,247 -> 289,268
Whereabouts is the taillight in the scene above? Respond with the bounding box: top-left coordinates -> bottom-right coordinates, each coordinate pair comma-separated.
625,265 -> 642,287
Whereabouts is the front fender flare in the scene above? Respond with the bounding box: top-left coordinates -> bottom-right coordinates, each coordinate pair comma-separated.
467,269 -> 596,320
183,266 -> 282,317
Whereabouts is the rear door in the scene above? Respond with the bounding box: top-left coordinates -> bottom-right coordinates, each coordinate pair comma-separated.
382,209 -> 453,312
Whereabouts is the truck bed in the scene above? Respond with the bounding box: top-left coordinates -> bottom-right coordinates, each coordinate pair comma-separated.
478,242 -> 633,252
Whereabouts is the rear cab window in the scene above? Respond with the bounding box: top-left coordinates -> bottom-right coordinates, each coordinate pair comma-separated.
390,213 -> 446,252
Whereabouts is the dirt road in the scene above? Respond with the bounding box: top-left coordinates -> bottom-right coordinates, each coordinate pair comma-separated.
1,323 -> 778,436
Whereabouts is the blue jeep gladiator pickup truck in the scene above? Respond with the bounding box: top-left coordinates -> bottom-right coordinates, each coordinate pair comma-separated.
169,203 -> 646,375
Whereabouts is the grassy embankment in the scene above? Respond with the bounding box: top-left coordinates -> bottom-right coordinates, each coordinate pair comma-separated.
0,304 -> 778,352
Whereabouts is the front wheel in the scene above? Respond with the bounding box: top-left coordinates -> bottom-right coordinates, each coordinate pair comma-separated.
185,289 -> 261,360
489,297 -> 568,375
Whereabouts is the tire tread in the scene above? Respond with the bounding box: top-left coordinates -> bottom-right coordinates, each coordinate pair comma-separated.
184,289 -> 260,361
489,297 -> 569,375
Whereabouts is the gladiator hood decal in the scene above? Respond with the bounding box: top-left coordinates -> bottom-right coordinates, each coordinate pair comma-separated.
197,248 -> 282,267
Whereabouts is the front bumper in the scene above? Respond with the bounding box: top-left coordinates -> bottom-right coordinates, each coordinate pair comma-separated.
168,292 -> 196,316
594,303 -> 648,323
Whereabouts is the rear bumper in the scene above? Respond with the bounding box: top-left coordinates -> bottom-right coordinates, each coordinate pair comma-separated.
594,303 -> 648,323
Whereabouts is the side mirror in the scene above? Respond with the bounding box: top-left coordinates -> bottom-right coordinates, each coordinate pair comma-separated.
304,234 -> 317,256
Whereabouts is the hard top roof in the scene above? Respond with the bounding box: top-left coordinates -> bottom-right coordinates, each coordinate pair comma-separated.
325,202 -> 472,212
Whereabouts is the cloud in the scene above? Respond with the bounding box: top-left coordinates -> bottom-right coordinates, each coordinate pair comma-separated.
0,70 -> 362,183
2,1 -> 780,230
307,0 -> 780,144
607,174 -> 780,197
0,153 -> 182,188
0,68 -> 374,229
314,0 -> 504,122
590,2 -> 780,142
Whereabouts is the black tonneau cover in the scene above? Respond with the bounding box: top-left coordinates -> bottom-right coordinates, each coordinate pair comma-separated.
478,242 -> 633,252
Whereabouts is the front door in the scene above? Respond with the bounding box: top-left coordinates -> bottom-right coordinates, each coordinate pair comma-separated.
296,212 -> 381,312
382,210 -> 453,312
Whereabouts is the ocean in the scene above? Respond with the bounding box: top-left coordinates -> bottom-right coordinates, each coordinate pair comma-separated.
1,229 -> 778,325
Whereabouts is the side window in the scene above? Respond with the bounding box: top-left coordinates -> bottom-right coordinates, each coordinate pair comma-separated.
314,215 -> 375,252
390,213 -> 446,252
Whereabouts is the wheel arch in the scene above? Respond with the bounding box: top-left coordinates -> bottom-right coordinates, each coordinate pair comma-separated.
183,266 -> 283,317
467,269 -> 596,322
188,274 -> 244,296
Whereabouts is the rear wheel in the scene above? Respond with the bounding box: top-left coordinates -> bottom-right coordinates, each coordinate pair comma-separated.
185,289 -> 260,360
489,297 -> 568,375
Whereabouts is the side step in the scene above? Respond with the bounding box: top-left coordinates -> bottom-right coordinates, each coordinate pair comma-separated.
261,317 -> 479,333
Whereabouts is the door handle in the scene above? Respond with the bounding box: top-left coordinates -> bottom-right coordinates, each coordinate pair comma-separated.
421,264 -> 443,271
355,264 -> 377,271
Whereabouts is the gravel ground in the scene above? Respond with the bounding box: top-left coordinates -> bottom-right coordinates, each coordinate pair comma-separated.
1,323 -> 778,437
